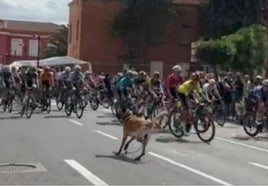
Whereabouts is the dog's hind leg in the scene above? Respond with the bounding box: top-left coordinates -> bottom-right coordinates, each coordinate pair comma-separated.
124,137 -> 135,154
134,134 -> 149,161
114,135 -> 127,156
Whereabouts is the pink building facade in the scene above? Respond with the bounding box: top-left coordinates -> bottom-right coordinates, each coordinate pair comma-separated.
0,19 -> 60,65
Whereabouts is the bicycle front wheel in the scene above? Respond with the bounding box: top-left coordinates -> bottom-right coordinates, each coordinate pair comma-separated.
194,111 -> 215,143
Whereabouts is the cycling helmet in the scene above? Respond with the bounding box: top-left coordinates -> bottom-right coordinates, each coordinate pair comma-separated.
44,66 -> 50,71
74,65 -> 81,72
191,72 -> 200,81
262,79 -> 268,86
139,71 -> 146,76
172,65 -> 181,73
209,79 -> 216,84
153,71 -> 160,77
64,66 -> 71,73
256,75 -> 262,80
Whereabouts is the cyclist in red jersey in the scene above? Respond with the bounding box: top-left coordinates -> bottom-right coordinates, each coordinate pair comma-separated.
167,65 -> 184,98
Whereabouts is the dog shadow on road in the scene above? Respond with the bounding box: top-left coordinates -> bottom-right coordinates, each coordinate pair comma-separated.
95,154 -> 146,164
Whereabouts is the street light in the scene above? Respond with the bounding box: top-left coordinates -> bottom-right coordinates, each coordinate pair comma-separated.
32,34 -> 41,68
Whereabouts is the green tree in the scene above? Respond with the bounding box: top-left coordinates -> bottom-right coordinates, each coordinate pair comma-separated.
44,25 -> 68,58
206,0 -> 265,38
196,24 -> 268,73
110,0 -> 178,66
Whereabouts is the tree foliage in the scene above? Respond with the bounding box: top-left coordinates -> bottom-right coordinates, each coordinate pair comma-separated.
196,24 -> 268,72
206,0 -> 265,38
110,0 -> 178,65
44,25 -> 68,58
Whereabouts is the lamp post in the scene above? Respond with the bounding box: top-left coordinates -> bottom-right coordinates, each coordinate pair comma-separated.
32,35 -> 41,68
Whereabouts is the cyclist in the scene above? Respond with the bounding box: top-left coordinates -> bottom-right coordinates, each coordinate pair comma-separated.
59,66 -> 72,88
177,72 -> 209,134
22,66 -> 39,108
167,65 -> 184,99
68,65 -> 84,90
40,66 -> 54,90
202,79 -> 220,102
148,71 -> 164,98
117,70 -> 133,101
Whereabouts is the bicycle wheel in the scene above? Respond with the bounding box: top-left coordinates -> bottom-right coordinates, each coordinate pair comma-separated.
101,95 -> 110,108
2,100 -> 7,112
7,99 -> 13,113
213,105 -> 226,126
168,110 -> 184,138
89,96 -> 99,111
25,98 -> 34,119
46,96 -> 51,114
75,97 -> 85,119
194,111 -> 215,143
242,113 -> 259,137
56,93 -> 64,110
64,97 -> 73,116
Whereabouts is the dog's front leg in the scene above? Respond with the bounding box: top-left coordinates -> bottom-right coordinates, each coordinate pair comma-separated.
114,136 -> 127,156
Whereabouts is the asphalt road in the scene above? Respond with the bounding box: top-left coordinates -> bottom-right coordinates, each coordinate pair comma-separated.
0,103 -> 268,185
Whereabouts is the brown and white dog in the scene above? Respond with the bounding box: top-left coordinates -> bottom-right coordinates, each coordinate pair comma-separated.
114,108 -> 155,161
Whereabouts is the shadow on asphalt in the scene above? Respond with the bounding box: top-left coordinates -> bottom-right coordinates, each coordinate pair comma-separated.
95,120 -> 121,126
97,114 -> 115,119
0,115 -> 23,120
43,115 -> 74,119
231,135 -> 251,141
95,154 -> 145,164
256,136 -> 268,142
155,136 -> 203,144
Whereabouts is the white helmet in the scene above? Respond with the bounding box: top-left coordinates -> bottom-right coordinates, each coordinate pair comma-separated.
172,65 -> 181,73
64,66 -> 71,73
209,79 -> 216,84
263,79 -> 268,86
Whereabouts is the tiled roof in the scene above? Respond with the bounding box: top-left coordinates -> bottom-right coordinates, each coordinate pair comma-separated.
0,19 -> 60,33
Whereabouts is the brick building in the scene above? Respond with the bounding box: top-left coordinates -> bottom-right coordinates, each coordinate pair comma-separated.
0,19 -> 60,65
68,0 -> 207,77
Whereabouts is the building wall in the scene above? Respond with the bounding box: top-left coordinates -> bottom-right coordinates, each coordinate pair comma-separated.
68,0 -> 204,76
68,0 -> 81,59
144,5 -> 202,76
79,0 -> 124,74
0,30 -> 51,65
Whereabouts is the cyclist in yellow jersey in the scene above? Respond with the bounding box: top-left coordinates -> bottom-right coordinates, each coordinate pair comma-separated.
177,72 -> 207,109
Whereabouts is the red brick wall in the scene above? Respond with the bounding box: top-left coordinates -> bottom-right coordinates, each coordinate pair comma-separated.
79,0 -> 124,74
68,0 -> 81,59
145,5 -> 202,76
68,0 -> 204,76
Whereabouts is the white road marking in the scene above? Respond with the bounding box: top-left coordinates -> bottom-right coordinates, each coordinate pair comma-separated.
95,130 -> 118,140
65,159 -> 108,186
249,162 -> 268,171
149,152 -> 232,186
216,137 -> 268,153
69,119 -> 83,126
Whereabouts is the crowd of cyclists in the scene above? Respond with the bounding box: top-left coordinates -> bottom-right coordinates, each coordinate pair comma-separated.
0,64 -> 268,141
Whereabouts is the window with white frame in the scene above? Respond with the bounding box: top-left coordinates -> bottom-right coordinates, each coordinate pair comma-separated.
29,39 -> 38,57
11,38 -> 23,56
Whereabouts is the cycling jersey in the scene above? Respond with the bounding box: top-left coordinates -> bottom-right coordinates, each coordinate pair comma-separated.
118,77 -> 133,90
178,80 -> 202,96
40,71 -> 53,82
